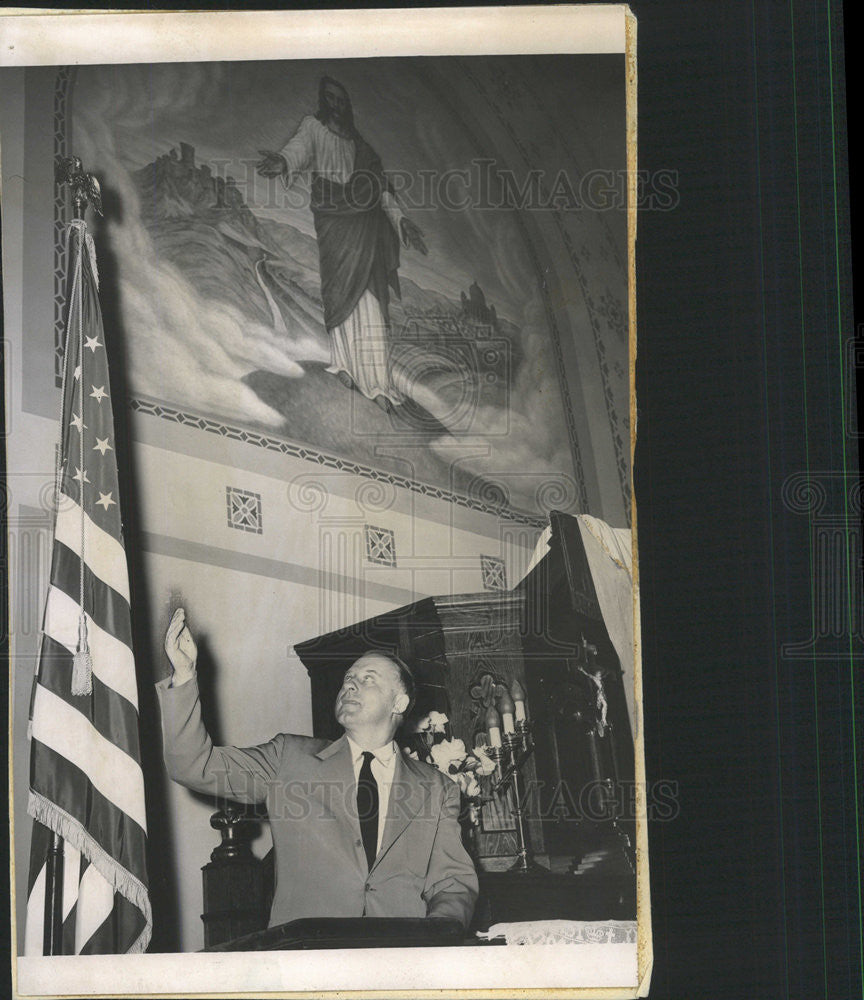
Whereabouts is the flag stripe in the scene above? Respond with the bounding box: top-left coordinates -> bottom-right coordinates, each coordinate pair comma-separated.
31,685 -> 148,831
29,744 -> 148,886
54,496 -> 130,602
37,634 -> 142,762
27,818 -> 52,895
24,829 -> 82,954
61,850 -> 85,954
24,861 -> 46,956
43,587 -> 138,711
61,841 -> 81,920
74,863 -> 115,954
51,541 -> 134,649
62,902 -> 78,955
42,586 -> 140,709
79,891 -> 147,956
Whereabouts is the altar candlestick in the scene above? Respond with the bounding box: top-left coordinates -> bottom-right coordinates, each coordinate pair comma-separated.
498,690 -> 515,734
485,705 -> 502,748
511,679 -> 527,722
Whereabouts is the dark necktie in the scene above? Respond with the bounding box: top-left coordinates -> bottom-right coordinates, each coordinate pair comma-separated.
357,750 -> 379,871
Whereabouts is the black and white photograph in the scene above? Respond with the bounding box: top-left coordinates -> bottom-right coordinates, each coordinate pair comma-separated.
3,7 -> 649,997
5,3 -> 861,999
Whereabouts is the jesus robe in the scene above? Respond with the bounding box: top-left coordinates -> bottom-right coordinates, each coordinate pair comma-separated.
279,115 -> 407,405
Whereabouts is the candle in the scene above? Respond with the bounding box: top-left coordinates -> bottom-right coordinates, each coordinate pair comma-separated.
485,705 -> 502,748
511,678 -> 527,722
498,689 -> 515,734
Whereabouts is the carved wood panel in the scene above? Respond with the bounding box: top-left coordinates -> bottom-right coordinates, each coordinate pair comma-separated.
430,593 -> 544,864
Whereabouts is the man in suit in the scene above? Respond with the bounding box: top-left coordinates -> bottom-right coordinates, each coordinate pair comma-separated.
158,608 -> 478,930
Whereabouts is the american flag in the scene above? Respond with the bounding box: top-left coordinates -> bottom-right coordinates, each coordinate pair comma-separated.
25,219 -> 152,954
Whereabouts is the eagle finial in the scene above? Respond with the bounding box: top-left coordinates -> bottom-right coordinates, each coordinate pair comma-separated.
55,155 -> 103,217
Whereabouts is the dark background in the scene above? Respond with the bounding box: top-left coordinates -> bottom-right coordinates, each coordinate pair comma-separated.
633,1 -> 861,997
2,1 -> 861,997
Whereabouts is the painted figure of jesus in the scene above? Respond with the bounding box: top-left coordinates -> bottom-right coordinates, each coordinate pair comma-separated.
257,76 -> 427,411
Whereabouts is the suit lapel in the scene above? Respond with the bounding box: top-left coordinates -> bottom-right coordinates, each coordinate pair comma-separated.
314,735 -> 367,871
372,751 -> 431,873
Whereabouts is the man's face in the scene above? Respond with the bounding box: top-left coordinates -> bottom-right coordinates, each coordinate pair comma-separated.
323,83 -> 349,125
335,654 -> 406,732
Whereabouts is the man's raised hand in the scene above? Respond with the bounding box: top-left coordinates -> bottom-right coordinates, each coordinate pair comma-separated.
164,607 -> 198,685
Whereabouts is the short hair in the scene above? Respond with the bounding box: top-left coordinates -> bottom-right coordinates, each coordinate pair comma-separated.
354,649 -> 416,716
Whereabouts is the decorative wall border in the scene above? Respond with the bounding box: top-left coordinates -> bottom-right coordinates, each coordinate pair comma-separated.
130,397 -> 547,529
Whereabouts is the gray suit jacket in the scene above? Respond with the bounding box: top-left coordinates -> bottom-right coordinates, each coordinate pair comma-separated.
156,676 -> 478,928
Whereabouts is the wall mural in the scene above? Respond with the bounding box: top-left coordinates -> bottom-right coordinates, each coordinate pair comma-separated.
68,56 -> 629,521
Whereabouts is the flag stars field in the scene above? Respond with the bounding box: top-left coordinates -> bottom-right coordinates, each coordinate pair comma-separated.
93,437 -> 112,455
89,385 -> 108,404
84,335 -> 102,353
96,492 -> 116,511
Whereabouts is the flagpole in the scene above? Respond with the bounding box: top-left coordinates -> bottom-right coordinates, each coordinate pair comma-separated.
43,833 -> 65,955
40,157 -> 103,955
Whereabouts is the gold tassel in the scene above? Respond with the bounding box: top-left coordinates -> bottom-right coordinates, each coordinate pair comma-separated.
71,615 -> 93,696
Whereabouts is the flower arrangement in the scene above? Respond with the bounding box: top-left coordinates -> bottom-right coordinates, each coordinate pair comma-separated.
401,712 -> 496,800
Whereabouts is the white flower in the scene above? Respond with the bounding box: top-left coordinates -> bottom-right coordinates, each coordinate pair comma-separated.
472,745 -> 497,777
428,711 -> 449,733
455,771 -> 481,797
409,714 -> 432,734
430,738 -> 467,774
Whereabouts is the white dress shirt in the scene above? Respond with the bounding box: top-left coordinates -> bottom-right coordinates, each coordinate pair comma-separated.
345,735 -> 399,855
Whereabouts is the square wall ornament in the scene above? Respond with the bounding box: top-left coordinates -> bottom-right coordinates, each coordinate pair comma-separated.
226,486 -> 263,534
364,524 -> 396,567
480,554 -> 507,591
